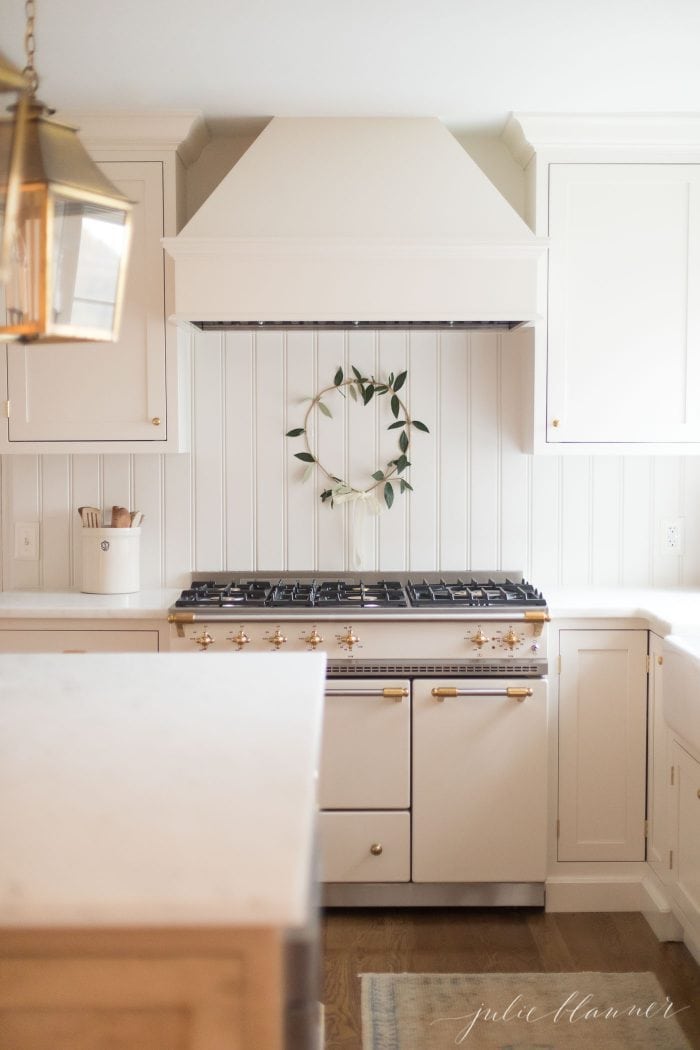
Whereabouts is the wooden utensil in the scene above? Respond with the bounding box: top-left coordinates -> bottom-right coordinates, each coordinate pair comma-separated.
78,506 -> 101,528
110,506 -> 131,528
129,511 -> 144,528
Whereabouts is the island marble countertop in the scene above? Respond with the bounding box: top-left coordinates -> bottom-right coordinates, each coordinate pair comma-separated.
0,652 -> 326,928
0,589 -> 179,618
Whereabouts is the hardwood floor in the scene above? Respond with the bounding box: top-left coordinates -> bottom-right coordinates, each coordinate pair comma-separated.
321,908 -> 700,1049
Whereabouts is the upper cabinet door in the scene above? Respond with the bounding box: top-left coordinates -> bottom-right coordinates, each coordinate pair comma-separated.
547,163 -> 700,445
5,162 -> 168,445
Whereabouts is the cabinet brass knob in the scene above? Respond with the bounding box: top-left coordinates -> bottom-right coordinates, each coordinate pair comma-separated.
151,417 -> 161,426
552,418 -> 561,428
370,843 -> 383,856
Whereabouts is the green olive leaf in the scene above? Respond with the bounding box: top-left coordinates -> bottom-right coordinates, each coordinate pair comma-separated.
399,429 -> 409,453
393,370 -> 407,393
285,427 -> 305,437
318,401 -> 332,418
334,366 -> 343,385
384,482 -> 394,509
294,452 -> 316,463
395,454 -> 409,474
391,394 -> 400,418
348,383 -> 358,401
412,419 -> 430,432
362,384 -> 375,405
301,462 -> 314,483
372,470 -> 385,481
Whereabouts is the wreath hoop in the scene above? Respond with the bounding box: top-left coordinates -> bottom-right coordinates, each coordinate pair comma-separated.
286,365 -> 429,510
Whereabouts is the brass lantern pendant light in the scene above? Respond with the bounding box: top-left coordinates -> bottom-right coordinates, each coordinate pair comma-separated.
0,1 -> 132,344
0,50 -> 28,286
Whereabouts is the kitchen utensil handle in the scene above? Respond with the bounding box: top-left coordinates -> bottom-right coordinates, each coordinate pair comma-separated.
431,686 -> 533,700
325,687 -> 408,699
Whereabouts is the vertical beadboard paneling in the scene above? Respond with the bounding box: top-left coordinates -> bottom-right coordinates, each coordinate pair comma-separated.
652,457 -> 683,587
438,330 -> 469,570
499,329 -> 531,575
285,330 -> 317,569
224,331 -> 255,570
3,456 -> 41,590
682,458 -> 700,583
132,454 -> 163,589
407,331 -> 439,571
590,458 -> 623,585
621,457 -> 653,585
345,330 -> 379,570
315,331 -> 347,571
530,457 -> 560,586
560,458 -> 593,585
4,327 -> 700,592
255,330 -> 286,568
40,456 -> 72,590
469,332 -> 501,570
192,331 -> 225,571
377,330 -> 409,571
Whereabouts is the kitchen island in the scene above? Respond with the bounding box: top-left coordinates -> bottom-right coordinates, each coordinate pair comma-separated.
0,652 -> 326,1050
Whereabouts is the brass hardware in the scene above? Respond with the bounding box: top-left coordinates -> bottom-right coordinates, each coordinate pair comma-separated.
194,630 -> 214,651
338,627 -> 360,651
369,843 -> 383,856
469,628 -> 489,648
268,626 -> 287,650
302,627 -> 324,650
432,687 -> 458,700
552,418 -> 561,428
168,612 -> 196,624
230,627 -> 250,651
506,687 -> 533,700
151,417 -> 161,426
175,623 -> 184,638
383,687 -> 409,700
657,655 -> 664,665
3,400 -> 10,419
502,627 -> 520,649
523,610 -> 550,637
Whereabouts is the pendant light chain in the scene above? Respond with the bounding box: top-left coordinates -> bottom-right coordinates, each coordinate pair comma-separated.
23,0 -> 39,95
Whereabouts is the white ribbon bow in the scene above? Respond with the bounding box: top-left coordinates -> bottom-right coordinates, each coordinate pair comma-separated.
331,485 -> 382,568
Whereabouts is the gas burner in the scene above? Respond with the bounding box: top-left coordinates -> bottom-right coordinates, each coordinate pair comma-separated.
406,577 -> 546,608
175,579 -> 271,607
313,580 -> 407,608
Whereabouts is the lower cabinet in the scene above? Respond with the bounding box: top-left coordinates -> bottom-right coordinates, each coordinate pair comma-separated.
669,739 -> 700,923
0,627 -> 159,652
557,629 -> 648,861
412,678 -> 548,882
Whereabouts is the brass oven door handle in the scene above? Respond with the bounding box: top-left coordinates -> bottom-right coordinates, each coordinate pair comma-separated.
325,687 -> 409,699
431,686 -> 533,701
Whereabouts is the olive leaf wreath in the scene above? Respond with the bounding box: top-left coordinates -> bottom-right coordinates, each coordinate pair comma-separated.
286,365 -> 429,510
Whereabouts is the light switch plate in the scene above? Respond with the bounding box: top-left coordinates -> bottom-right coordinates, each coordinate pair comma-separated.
15,522 -> 40,560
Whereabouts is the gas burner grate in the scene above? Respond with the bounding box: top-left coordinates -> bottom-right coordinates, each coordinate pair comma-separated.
175,579 -> 272,607
406,577 -> 546,608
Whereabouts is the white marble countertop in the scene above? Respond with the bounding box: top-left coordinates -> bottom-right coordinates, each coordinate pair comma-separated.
546,586 -> 700,636
0,652 -> 326,928
0,589 -> 179,618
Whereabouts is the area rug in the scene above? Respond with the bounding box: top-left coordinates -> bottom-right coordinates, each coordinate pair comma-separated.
361,971 -> 693,1049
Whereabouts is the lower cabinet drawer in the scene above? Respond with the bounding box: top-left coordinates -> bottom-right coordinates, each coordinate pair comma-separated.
318,811 -> 410,883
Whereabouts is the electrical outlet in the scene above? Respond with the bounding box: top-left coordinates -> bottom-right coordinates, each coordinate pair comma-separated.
661,518 -> 684,554
14,522 -> 39,561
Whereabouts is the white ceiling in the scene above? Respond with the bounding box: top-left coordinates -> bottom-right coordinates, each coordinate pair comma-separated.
2,0 -> 700,136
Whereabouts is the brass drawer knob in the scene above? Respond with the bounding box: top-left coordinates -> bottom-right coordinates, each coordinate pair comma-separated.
369,843 -> 383,856
552,418 -> 561,428
151,417 -> 161,426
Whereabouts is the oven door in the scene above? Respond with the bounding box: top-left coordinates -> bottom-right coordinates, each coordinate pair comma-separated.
318,679 -> 411,883
412,677 -> 548,883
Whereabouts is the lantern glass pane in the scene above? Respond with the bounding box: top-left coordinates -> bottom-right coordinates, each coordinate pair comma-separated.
3,182 -> 44,331
51,196 -> 128,336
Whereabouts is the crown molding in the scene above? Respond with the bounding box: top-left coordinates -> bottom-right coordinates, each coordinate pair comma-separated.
53,110 -> 209,165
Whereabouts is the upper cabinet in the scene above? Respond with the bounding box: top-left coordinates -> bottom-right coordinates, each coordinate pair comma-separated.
504,114 -> 700,454
0,112 -> 207,453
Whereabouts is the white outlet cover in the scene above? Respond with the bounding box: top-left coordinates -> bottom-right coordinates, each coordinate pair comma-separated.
14,522 -> 40,561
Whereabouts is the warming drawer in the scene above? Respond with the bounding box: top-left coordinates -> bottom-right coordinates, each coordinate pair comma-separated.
318,811 -> 410,883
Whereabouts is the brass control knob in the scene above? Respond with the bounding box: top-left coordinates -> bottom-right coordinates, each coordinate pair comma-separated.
230,627 -> 250,651
338,627 -> 360,651
268,627 -> 287,650
370,843 -> 383,856
503,627 -> 520,649
194,630 -> 214,651
303,627 -> 324,650
469,627 -> 489,648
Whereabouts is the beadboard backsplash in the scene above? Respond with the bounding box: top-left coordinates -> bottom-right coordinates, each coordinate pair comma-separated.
1,326 -> 699,592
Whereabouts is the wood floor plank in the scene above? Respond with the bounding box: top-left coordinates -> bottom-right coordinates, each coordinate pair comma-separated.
321,908 -> 700,1050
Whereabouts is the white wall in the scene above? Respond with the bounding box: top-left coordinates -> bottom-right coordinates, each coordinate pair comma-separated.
2,325 -> 699,592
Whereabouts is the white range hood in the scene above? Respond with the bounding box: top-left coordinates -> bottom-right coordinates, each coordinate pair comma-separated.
164,117 -> 545,329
